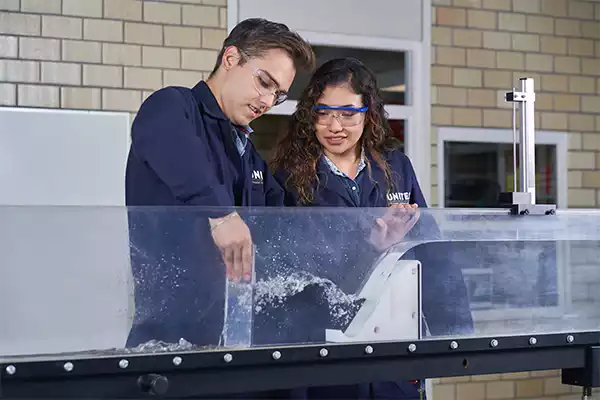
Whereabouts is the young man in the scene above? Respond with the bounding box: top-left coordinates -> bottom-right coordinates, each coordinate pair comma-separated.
125,18 -> 315,351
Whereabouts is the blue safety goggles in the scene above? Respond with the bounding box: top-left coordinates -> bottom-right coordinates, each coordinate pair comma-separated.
313,105 -> 369,113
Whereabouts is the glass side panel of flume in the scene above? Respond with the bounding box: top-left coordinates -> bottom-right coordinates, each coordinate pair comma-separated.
1,206 -> 600,362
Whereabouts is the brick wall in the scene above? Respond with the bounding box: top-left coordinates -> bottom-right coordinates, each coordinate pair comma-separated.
0,0 -> 226,119
431,0 -> 600,399
431,0 -> 600,209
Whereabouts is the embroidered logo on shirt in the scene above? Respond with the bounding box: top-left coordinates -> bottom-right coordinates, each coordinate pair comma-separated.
252,170 -> 264,185
387,191 -> 411,205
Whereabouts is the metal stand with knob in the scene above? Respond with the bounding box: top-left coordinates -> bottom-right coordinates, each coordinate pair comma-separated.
499,78 -> 556,216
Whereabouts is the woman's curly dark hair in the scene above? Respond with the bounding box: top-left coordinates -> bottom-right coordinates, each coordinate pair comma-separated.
270,57 -> 399,205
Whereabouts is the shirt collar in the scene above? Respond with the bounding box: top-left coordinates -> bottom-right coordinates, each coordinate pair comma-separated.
322,149 -> 367,179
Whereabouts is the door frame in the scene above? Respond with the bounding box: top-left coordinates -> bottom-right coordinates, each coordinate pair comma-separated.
227,0 -> 432,203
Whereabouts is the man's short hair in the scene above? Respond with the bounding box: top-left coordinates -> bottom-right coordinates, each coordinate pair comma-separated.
209,18 -> 315,77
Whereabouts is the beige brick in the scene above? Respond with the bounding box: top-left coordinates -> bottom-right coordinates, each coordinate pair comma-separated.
486,381 -> 515,399
597,3 -> 600,21
62,0 -> 102,17
569,170 -> 583,187
542,74 -> 568,92
181,48 -> 218,70
555,19 -> 582,37
583,133 -> 600,150
102,88 -> 141,112
483,31 -> 511,50
18,84 -> 59,107
456,382 -> 485,400
555,56 -> 581,74
204,0 -> 226,5
0,12 -> 40,35
553,94 -> 580,112
569,132 -> 582,150
525,53 -> 553,72
61,87 -> 101,109
597,152 -> 600,169
62,39 -> 101,63
432,106 -> 453,125
513,0 -> 541,13
541,0 -> 568,17
597,116 -> 600,132
0,35 -> 17,58
124,67 -> 162,90
582,96 -> 600,113
143,1 -> 180,24
516,379 -> 545,397
21,0 -> 61,13
19,37 -> 60,60
536,92 -> 554,110
597,41 -> 600,58
84,19 -> 123,42
202,28 -> 226,50
568,39 -> 595,57
104,0 -> 142,21
432,27 -> 452,46
41,61 -> 81,85
484,70 -> 512,88
467,9 -> 497,29
569,188 -> 596,206
467,49 -> 496,68
432,383 -> 455,400
125,22 -> 162,45
497,51 -> 524,69
103,43 -> 141,66
182,5 -> 220,27
512,33 -> 540,52
164,26 -> 201,48
570,76 -> 596,94
569,151 -> 595,169
83,64 -> 122,87
453,68 -> 482,88
527,15 -> 554,34
483,0 -> 510,10
432,66 -> 452,85
541,36 -> 567,54
0,59 -> 39,82
453,108 -> 482,126
440,376 -> 470,384
437,87 -> 468,106
470,374 -> 503,382
569,114 -> 595,131
499,12 -> 526,32
540,112 -> 569,130
0,0 -> 19,11
163,69 -> 201,87
438,47 -> 467,67
568,0 -> 595,19
453,0 -> 481,6
0,83 -> 16,105
219,7 -> 226,29
484,109 -> 512,127
143,46 -> 180,69
581,22 -> 599,40
42,15 -> 82,39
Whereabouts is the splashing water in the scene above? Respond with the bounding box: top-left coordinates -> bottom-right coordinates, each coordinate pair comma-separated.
253,272 -> 363,327
124,338 -> 196,353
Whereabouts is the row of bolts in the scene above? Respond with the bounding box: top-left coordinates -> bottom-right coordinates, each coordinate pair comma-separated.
3,335 -> 577,376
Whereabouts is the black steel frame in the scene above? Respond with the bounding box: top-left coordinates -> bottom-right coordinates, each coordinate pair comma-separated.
1,331 -> 599,398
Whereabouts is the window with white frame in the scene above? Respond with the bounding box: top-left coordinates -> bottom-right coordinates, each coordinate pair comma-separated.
436,127 -> 569,324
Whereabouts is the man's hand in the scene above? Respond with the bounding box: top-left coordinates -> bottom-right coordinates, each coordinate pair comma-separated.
368,204 -> 420,251
209,212 -> 253,282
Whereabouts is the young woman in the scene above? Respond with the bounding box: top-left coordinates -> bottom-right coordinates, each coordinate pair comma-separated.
269,57 -> 473,399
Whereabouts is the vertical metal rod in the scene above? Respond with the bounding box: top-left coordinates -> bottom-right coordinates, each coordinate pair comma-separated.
519,78 -> 536,203
512,88 -> 517,192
